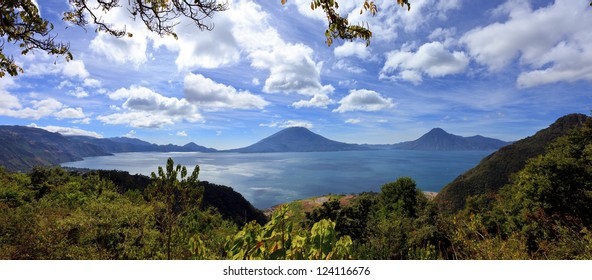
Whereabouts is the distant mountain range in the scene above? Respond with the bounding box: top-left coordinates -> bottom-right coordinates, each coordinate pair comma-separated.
0,124 -> 511,171
389,128 -> 510,151
68,135 -> 216,153
227,127 -> 368,153
0,125 -> 216,171
436,113 -> 591,212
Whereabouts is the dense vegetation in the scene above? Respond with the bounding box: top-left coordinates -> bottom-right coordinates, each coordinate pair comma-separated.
437,113 -> 590,211
1,117 -> 591,259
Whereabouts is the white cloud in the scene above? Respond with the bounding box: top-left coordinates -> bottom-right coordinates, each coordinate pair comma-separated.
259,120 -> 314,129
28,124 -> 102,138
62,60 -> 89,79
57,80 -> 74,89
280,120 -> 313,129
461,0 -> 592,88
90,33 -> 148,65
428,27 -> 457,46
25,57 -> 90,80
98,111 -> 177,128
252,78 -> 260,86
124,130 -> 136,138
67,87 -> 89,98
333,89 -> 395,113
251,43 -> 334,97
338,79 -> 358,87
183,73 -> 269,110
173,15 -> 240,70
292,94 -> 334,109
101,86 -> 203,128
177,130 -> 188,137
333,60 -> 366,74
345,118 -> 361,124
0,98 -> 63,120
334,41 -> 372,59
0,77 -> 20,110
340,0 -> 463,42
54,107 -> 86,120
380,41 -> 469,83
72,118 -> 92,125
83,78 -> 102,88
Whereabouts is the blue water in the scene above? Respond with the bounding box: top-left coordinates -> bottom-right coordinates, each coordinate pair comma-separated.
61,150 -> 492,209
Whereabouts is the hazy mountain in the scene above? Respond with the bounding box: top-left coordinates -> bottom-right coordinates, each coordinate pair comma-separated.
392,128 -> 510,151
0,126 -> 216,171
436,113 -> 591,212
0,125 -> 110,171
67,136 -> 217,153
228,127 -> 369,153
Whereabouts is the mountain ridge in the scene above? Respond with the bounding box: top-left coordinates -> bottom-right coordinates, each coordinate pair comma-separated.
391,128 -> 511,151
435,113 -> 591,212
226,127 -> 369,153
0,126 -> 217,171
0,124 -> 513,171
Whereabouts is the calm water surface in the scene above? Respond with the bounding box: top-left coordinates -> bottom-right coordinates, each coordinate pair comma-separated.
62,150 -> 492,209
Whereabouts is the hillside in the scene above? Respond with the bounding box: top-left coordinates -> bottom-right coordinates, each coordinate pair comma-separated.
0,126 -> 216,171
228,127 -> 368,153
392,128 -> 510,150
0,125 -> 111,171
68,136 -> 217,153
436,113 -> 591,212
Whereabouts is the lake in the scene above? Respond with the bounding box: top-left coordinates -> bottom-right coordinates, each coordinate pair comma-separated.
61,150 -> 492,209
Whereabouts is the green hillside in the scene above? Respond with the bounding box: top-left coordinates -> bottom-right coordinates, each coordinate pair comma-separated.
436,113 -> 590,212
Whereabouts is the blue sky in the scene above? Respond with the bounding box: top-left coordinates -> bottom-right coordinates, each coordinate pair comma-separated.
1,0 -> 591,149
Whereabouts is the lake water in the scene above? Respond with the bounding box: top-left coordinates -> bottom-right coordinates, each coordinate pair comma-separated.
61,150 -> 492,209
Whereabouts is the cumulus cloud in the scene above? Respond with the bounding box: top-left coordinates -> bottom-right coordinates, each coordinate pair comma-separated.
333,89 -> 395,113
333,60 -> 366,74
0,98 -> 63,120
26,58 -> 90,80
100,86 -> 203,128
0,80 -> 90,120
259,120 -> 314,129
54,107 -> 86,120
292,94 -> 334,109
72,118 -> 92,125
62,60 -> 89,79
334,41 -> 372,59
380,41 -> 469,84
340,0 -> 463,42
83,78 -> 102,88
0,77 -> 20,110
461,0 -> 592,87
251,43 -> 334,96
28,123 -> 102,138
183,73 -> 269,110
173,15 -> 240,70
67,87 -> 89,98
177,130 -> 188,137
98,111 -> 177,128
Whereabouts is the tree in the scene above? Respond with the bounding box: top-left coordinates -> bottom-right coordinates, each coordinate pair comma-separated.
1,0 -> 228,77
147,157 -> 203,259
0,1 -> 71,77
283,0 -> 409,46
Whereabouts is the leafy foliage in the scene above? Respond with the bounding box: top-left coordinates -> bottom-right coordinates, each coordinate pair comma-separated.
224,205 -> 352,260
281,0 -> 410,46
1,0 -> 228,76
0,1 -> 71,77
437,113 -> 591,212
